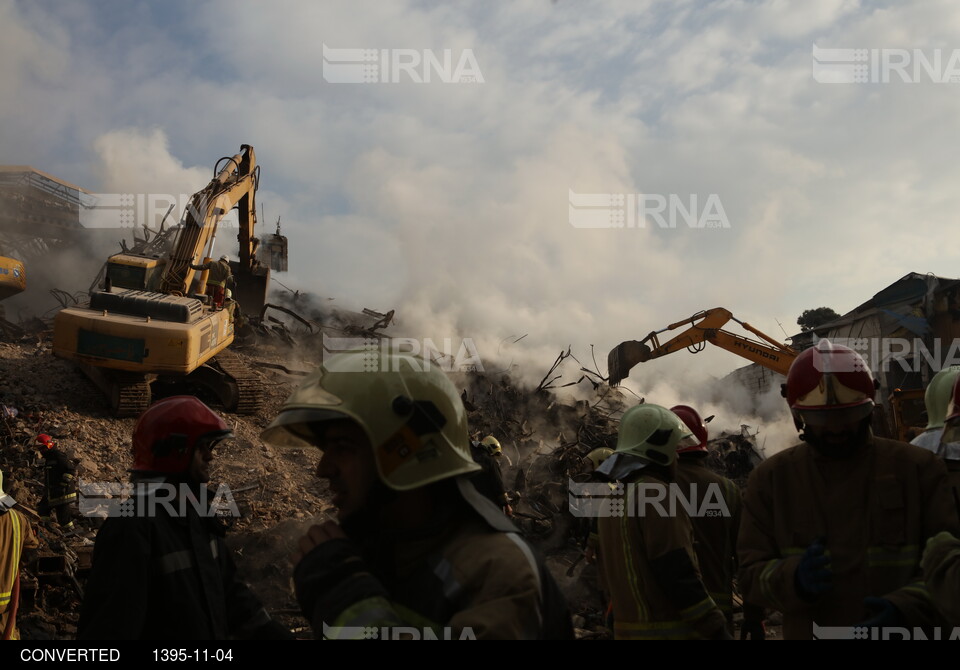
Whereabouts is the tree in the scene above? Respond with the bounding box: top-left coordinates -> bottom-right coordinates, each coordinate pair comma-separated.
797,307 -> 841,332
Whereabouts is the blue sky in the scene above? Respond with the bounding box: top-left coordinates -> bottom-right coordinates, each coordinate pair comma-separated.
4,0 -> 960,403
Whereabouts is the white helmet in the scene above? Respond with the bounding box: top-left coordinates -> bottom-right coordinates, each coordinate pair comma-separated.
261,352 -> 480,490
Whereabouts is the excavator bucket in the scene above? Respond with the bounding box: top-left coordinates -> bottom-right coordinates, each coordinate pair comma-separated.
233,264 -> 270,317
607,340 -> 652,386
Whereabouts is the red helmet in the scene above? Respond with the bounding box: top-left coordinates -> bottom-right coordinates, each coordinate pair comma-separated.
131,396 -> 232,474
670,405 -> 708,454
36,433 -> 55,449
783,339 -> 876,430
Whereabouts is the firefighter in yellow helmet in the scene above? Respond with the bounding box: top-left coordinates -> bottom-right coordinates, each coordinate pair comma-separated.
0,469 -> 39,640
910,365 -> 960,453
469,435 -> 512,516
260,352 -> 573,639
594,403 -> 729,640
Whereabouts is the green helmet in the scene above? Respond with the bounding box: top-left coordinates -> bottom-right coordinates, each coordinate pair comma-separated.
480,435 -> 502,456
615,403 -> 696,467
925,366 -> 960,430
260,352 -> 480,491
585,447 -> 614,470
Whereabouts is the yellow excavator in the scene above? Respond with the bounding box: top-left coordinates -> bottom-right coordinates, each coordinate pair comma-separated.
0,256 -> 26,301
607,307 -> 923,441
52,144 -> 275,416
607,308 -> 797,385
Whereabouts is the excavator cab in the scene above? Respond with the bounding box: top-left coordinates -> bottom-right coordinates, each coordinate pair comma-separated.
104,254 -> 167,292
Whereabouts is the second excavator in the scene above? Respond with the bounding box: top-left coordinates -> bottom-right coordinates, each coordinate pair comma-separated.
607,307 -> 924,441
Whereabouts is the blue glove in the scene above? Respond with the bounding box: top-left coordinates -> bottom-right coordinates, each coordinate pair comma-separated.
856,597 -> 902,628
794,539 -> 833,599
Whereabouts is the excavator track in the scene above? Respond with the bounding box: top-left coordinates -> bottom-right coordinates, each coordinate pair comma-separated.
77,363 -> 152,417
213,350 -> 264,415
111,374 -> 152,417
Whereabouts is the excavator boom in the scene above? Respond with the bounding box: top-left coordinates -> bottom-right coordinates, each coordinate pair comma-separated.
607,308 -> 796,385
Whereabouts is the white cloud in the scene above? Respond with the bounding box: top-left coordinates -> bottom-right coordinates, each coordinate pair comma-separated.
5,0 -> 960,417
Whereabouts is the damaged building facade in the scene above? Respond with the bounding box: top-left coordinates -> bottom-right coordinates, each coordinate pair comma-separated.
725,272 -> 960,440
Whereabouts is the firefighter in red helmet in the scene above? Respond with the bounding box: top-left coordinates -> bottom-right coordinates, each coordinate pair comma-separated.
78,396 -> 289,639
671,405 -> 744,635
35,433 -> 77,532
738,339 -> 960,639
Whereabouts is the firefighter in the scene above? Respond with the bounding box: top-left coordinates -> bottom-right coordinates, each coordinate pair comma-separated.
933,373 -> 960,517
35,434 -> 76,532
0,470 -> 38,640
921,531 -> 960,625
469,435 -> 512,515
78,396 -> 289,639
224,288 -> 243,327
738,339 -> 960,639
260,352 -> 574,639
594,403 -> 729,640
910,365 -> 960,453
189,255 -> 233,309
670,405 -> 743,635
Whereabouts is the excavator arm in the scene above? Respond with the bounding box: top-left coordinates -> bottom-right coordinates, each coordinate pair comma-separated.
159,145 -> 265,309
607,308 -> 797,385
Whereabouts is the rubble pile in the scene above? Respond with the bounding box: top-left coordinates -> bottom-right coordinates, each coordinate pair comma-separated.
0,325 -> 763,639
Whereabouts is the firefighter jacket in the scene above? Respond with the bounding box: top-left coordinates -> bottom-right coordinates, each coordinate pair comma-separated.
78,480 -> 286,640
739,436 -> 960,639
596,470 -> 729,640
294,492 -> 573,640
190,260 -> 233,288
946,460 -> 960,521
675,457 -> 742,620
468,443 -> 508,508
0,508 -> 38,640
921,531 -> 960,625
42,449 -> 76,507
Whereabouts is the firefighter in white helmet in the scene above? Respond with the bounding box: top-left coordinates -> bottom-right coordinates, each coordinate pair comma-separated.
261,352 -> 573,639
595,403 -> 729,640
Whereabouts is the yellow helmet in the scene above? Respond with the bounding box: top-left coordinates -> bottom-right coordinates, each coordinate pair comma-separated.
585,447 -> 614,470
260,352 -> 480,490
480,435 -> 502,456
